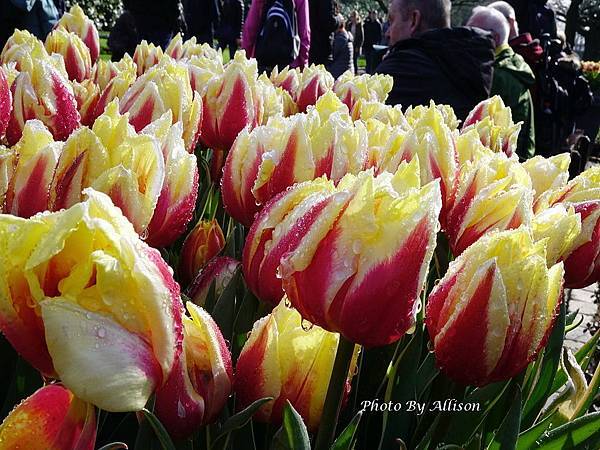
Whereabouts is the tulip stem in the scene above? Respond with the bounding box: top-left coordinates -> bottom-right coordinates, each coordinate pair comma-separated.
314,336 -> 355,450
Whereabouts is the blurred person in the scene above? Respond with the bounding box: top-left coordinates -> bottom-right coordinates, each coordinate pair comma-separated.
308,0 -> 338,66
375,0 -> 495,121
363,10 -> 382,73
468,6 -> 536,159
128,0 -> 186,48
109,5 -> 139,61
508,0 -> 557,41
330,14 -> 354,79
489,1 -> 542,68
347,10 -> 363,74
244,0 -> 310,72
217,0 -> 244,58
184,0 -> 221,45
0,0 -> 60,45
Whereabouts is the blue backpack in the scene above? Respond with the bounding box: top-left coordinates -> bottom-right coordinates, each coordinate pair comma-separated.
254,0 -> 300,69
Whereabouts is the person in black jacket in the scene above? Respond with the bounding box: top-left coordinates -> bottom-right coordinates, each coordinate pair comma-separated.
184,0 -> 221,45
308,0 -> 338,66
127,0 -> 185,48
363,10 -> 382,73
330,14 -> 354,79
217,0 -> 244,58
375,0 -> 495,121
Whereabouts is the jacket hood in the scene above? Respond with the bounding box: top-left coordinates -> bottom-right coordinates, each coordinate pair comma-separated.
496,47 -> 536,86
391,27 -> 496,101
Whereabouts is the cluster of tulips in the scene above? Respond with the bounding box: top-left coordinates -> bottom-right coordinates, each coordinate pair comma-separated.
0,5 -> 599,450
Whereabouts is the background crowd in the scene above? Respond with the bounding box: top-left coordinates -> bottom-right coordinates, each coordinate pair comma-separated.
0,0 -> 596,162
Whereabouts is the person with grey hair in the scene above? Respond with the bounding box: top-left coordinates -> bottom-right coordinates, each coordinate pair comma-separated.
374,0 -> 495,121
467,6 -> 536,159
488,1 -> 518,40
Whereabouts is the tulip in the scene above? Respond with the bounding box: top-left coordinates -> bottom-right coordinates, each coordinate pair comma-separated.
91,101 -> 165,234
455,128 -> 495,167
522,153 -> 571,208
426,228 -> 564,386
532,204 -> 582,266
5,120 -> 61,217
142,114 -> 200,248
1,30 -> 50,70
0,146 -> 16,212
200,51 -> 267,153
178,218 -> 226,284
72,79 -> 100,126
296,64 -> 334,112
351,99 -> 409,128
45,29 -> 92,82
133,40 -> 164,76
0,384 -> 96,450
165,33 -> 222,61
93,55 -> 137,91
445,152 -> 533,255
542,167 -> 600,288
235,300 -> 359,431
49,126 -> 110,210
155,302 -> 232,439
0,66 -> 11,139
222,101 -> 368,227
405,103 -> 460,131
333,71 -> 393,112
6,57 -> 80,145
187,55 -> 224,95
187,256 -> 241,306
393,103 -> 458,227
91,64 -> 137,125
258,73 -> 285,125
461,96 -> 521,157
120,56 -> 203,152
364,120 -> 408,175
56,5 -> 100,63
270,65 -> 301,100
245,163 -> 441,347
0,189 -> 184,411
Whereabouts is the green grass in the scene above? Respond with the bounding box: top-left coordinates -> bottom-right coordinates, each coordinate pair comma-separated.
99,31 -> 111,61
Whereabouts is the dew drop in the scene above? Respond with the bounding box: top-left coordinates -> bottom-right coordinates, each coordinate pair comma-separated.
301,319 -> 313,331
97,327 -> 106,338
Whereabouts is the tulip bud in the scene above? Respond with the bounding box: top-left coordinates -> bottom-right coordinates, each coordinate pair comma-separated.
188,55 -> 224,95
455,129 -> 495,167
45,29 -> 92,82
0,66 -> 11,139
0,384 -> 96,450
445,152 -> 533,255
200,51 -> 265,152
532,205 -> 582,266
257,73 -> 284,125
56,5 -> 100,63
522,154 -> 571,208
142,115 -> 200,248
187,256 -> 241,306
364,121 -> 409,175
0,146 -> 16,212
1,30 -> 50,70
351,99 -> 409,128
235,300 -> 359,431
5,120 -> 61,217
296,64 -> 334,112
0,189 -> 184,411
93,55 -> 137,91
91,64 -> 137,125
405,103 -> 460,131
270,65 -> 301,100
49,126 -> 110,210
333,71 -> 393,112
166,33 -> 222,61
133,41 -> 164,76
72,79 -> 100,126
179,218 -> 226,284
426,228 -> 564,386
462,96 -> 521,157
120,57 -> 202,152
155,302 -> 232,439
7,57 -> 80,145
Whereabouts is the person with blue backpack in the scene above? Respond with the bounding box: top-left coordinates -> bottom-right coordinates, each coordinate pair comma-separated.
242,0 -> 310,72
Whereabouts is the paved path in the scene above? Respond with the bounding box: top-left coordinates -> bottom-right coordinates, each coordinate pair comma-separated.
565,283 -> 599,351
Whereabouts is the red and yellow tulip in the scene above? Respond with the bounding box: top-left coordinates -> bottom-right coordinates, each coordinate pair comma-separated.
0,384 -> 96,450
235,300 -> 358,431
426,228 -> 563,386
523,153 -> 571,207
333,71 -> 393,112
45,29 -> 92,82
56,5 -> 100,64
0,66 -> 11,140
0,190 -> 184,411
178,218 -> 226,285
187,256 -> 240,306
133,41 -> 164,76
296,64 -> 334,112
155,302 -> 232,439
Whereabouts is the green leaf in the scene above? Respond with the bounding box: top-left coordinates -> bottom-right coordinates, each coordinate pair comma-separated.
331,410 -> 363,450
532,411 -> 600,449
487,386 -> 522,450
521,300 -> 566,429
140,408 -> 176,450
516,414 -> 555,450
271,401 -> 311,450
213,397 -> 273,444
550,329 -> 600,393
572,352 -> 600,419
564,312 -> 583,333
97,443 -> 129,450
